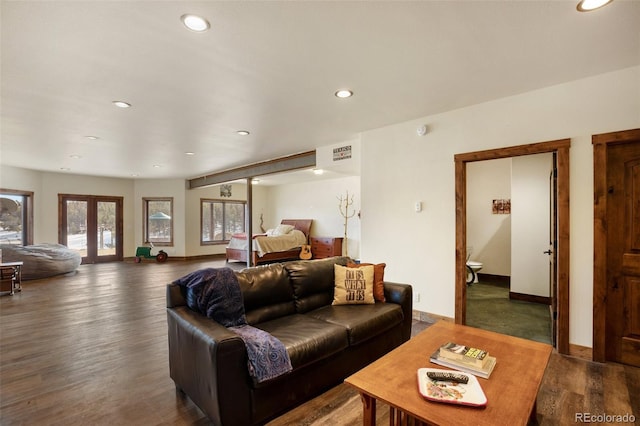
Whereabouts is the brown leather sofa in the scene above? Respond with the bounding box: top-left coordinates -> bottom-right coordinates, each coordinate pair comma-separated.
166,256 -> 413,425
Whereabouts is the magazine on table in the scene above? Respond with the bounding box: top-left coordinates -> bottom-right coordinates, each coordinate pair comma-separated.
429,346 -> 497,379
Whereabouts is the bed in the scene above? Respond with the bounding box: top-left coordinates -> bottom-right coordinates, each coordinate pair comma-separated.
225,219 -> 312,266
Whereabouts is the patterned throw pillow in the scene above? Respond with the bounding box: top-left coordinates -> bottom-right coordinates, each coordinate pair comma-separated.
332,264 -> 375,305
347,262 -> 386,302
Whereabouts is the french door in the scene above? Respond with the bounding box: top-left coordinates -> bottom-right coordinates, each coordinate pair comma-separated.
59,194 -> 123,263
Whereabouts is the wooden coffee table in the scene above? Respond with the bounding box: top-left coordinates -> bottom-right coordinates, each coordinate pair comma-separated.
345,321 -> 552,425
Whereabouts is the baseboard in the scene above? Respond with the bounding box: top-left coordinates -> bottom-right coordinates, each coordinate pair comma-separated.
568,343 -> 593,361
412,310 -> 454,323
124,254 -> 227,262
477,273 -> 510,287
509,291 -> 551,305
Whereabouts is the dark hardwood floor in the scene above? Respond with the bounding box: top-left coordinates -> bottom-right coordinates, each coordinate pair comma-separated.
1,259 -> 638,425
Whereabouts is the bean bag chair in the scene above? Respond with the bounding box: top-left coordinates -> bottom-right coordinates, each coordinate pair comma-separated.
0,243 -> 81,280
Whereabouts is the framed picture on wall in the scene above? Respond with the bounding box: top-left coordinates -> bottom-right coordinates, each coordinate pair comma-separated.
492,199 -> 511,214
220,184 -> 232,198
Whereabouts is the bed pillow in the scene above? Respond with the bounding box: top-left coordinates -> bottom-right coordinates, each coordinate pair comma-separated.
347,262 -> 386,302
332,264 -> 375,305
272,224 -> 295,236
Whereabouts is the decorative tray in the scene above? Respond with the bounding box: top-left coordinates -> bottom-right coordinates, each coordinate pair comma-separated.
417,368 -> 487,407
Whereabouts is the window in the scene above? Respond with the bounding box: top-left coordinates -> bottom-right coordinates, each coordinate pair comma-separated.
201,199 -> 245,244
0,189 -> 33,246
143,197 -> 173,246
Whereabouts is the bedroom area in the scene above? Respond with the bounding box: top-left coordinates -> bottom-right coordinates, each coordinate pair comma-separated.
204,173 -> 362,265
182,140 -> 363,264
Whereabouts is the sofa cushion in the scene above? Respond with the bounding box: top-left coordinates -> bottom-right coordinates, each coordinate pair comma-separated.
284,257 -> 350,313
306,303 -> 404,346
236,264 -> 296,325
332,264 -> 375,305
347,262 -> 386,302
255,314 -> 349,371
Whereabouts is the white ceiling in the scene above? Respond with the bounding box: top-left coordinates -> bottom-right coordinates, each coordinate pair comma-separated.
2,1 -> 639,181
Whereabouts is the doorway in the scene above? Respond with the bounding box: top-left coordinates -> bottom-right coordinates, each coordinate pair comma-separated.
465,153 -> 554,345
455,139 -> 571,355
593,128 -> 640,365
59,194 -> 123,263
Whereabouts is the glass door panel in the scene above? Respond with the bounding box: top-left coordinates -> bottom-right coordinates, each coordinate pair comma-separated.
97,201 -> 116,258
65,200 -> 88,258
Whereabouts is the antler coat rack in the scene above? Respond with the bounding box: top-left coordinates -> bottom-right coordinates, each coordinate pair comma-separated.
337,190 -> 356,257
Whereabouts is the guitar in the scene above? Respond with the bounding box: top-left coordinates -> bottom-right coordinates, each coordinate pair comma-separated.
299,244 -> 312,260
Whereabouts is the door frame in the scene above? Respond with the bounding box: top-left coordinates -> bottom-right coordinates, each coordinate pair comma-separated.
454,139 -> 571,355
593,128 -> 640,362
58,194 -> 124,263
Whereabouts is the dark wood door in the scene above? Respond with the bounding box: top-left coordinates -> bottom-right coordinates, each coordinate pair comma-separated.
59,194 -> 123,264
605,139 -> 640,366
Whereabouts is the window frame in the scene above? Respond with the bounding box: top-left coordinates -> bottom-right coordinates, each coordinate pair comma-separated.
142,197 -> 174,246
200,198 -> 246,245
0,188 -> 34,246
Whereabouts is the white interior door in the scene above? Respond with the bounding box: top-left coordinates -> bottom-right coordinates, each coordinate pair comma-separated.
511,153 -> 553,297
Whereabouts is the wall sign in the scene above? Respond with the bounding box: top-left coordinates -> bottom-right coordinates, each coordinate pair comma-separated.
333,145 -> 352,161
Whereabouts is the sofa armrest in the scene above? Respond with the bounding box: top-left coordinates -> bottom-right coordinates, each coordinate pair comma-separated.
383,282 -> 413,342
166,284 -> 252,425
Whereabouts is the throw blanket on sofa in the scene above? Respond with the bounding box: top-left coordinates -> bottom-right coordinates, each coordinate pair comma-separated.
173,268 -> 292,383
229,324 -> 292,383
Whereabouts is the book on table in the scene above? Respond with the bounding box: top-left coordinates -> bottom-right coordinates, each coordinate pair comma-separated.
429,342 -> 497,379
437,342 -> 490,369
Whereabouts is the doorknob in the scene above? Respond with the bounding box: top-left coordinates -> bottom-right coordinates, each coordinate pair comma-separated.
543,250 -> 552,255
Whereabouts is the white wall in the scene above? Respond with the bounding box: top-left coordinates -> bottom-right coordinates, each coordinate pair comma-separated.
266,175 -> 360,258
511,153 -> 553,297
466,158 -> 511,276
361,66 -> 640,348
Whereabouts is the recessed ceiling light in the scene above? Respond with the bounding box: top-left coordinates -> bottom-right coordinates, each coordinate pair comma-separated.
113,101 -> 131,108
84,136 -> 99,140
60,167 -> 70,171
131,173 -> 140,177
153,164 -> 162,168
69,154 -> 82,159
313,168 -> 324,175
181,14 -> 210,32
335,89 -> 353,99
577,0 -> 613,11
237,130 -> 250,136
185,152 -> 196,156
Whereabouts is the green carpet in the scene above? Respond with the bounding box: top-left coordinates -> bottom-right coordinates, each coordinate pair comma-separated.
466,281 -> 552,344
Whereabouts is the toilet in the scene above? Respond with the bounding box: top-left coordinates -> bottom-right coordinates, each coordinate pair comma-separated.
466,261 -> 483,284
466,247 -> 483,284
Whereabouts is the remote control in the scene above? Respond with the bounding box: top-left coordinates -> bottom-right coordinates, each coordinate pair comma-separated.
426,371 -> 469,384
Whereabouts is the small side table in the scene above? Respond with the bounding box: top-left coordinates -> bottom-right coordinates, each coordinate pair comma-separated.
0,261 -> 23,296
